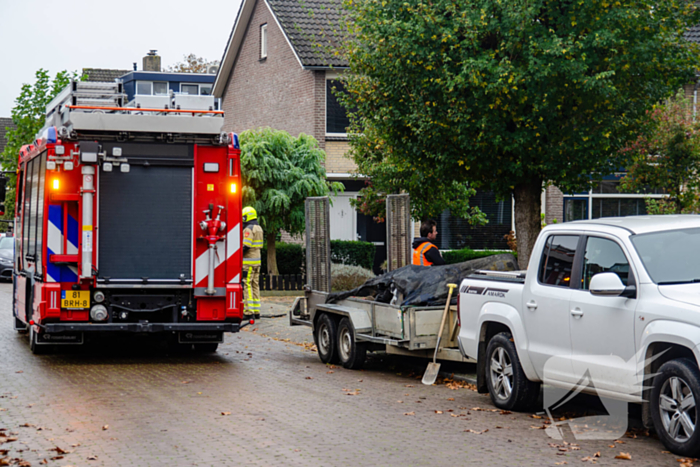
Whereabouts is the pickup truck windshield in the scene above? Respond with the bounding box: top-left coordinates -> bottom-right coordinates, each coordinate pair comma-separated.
631,227 -> 700,284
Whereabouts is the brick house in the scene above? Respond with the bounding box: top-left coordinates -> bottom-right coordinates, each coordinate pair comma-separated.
213,0 -> 388,270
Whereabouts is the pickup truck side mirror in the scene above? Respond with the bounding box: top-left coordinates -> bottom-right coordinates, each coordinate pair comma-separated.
589,272 -> 627,297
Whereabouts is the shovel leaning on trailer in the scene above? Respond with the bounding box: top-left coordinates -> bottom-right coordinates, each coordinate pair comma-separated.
422,283 -> 458,385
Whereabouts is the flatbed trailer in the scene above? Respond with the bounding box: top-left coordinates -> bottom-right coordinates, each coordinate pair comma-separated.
290,288 -> 474,370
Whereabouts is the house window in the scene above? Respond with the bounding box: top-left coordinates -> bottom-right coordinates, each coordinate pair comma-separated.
153,82 -> 168,95
261,24 -> 268,59
326,79 -> 350,135
136,81 -> 168,96
181,84 -> 199,95
435,191 -> 512,250
561,174 -> 667,222
200,84 -> 212,96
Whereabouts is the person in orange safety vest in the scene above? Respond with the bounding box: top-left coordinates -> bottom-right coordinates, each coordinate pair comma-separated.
412,219 -> 445,266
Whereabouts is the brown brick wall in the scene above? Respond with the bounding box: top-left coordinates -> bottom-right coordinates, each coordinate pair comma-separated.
544,185 -> 564,225
221,0 -> 323,145
325,141 -> 356,173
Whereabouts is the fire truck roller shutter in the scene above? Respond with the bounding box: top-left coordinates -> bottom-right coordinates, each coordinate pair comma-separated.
98,144 -> 193,281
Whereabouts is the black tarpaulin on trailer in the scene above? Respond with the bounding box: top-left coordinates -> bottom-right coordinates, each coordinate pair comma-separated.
326,254 -> 518,307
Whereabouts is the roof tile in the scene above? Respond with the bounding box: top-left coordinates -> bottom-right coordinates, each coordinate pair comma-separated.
267,0 -> 347,68
82,68 -> 130,82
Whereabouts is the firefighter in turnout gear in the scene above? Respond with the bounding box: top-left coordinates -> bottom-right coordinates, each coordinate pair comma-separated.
242,206 -> 264,319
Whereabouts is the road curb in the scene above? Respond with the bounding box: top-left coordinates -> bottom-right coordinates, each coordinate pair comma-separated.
439,370 -> 477,386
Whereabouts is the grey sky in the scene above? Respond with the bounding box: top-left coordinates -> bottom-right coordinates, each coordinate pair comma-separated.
0,0 -> 242,117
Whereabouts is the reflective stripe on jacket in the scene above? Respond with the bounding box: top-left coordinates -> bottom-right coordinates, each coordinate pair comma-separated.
412,242 -> 438,266
243,223 -> 264,267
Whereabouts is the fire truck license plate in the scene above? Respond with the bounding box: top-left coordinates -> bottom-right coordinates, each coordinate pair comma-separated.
61,291 -> 90,309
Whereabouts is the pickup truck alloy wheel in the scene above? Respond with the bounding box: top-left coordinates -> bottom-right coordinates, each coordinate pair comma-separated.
485,332 -> 540,411
315,313 -> 339,364
490,347 -> 513,401
337,317 -> 367,370
651,358 -> 700,456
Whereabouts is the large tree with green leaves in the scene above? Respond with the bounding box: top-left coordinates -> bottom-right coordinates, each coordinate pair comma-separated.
346,125 -> 487,224
341,0 -> 700,267
240,128 -> 343,275
2,69 -> 78,218
620,90 -> 700,214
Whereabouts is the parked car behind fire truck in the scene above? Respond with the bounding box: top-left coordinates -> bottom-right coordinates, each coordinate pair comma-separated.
12,80 -> 246,353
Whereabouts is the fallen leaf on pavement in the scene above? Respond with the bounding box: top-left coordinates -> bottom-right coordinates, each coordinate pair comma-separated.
102,425 -> 109,431
614,452 -> 631,460
397,401 -> 403,403
326,371 -> 334,374
447,398 -> 455,401
49,447 -> 69,455
305,377 -> 312,380
404,412 -> 415,416
500,410 -> 512,415
87,454 -> 98,460
435,411 -> 443,414
463,429 -> 488,434
594,452 -> 600,458
530,414 -> 542,419
221,412 -> 231,416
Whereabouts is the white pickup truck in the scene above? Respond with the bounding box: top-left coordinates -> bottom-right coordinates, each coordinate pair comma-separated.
458,216 -> 700,456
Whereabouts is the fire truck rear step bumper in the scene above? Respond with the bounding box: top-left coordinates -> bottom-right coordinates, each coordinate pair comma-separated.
43,323 -> 241,333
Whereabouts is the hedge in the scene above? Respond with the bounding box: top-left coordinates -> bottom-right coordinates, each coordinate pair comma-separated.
330,240 -> 375,270
260,242 -> 304,275
259,240 -> 376,275
442,248 -> 515,265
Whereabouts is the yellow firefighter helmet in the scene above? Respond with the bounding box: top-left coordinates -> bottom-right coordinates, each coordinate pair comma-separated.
242,206 -> 257,222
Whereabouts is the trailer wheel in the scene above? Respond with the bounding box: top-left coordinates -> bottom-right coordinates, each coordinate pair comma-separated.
29,326 -> 50,355
337,317 -> 367,370
193,343 -> 219,353
315,313 -> 339,364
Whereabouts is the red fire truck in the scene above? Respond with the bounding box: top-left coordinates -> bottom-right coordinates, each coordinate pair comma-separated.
12,80 -> 246,354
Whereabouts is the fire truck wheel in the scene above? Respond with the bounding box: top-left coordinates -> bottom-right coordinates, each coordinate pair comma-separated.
193,343 -> 219,353
29,326 -> 50,355
14,317 -> 28,334
315,313 -> 339,364
337,317 -> 367,370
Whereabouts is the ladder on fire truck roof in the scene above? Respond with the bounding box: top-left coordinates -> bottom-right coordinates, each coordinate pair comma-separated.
44,80 -> 227,143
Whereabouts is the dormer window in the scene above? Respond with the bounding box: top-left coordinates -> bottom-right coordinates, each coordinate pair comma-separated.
260,24 -> 268,59
136,81 -> 168,96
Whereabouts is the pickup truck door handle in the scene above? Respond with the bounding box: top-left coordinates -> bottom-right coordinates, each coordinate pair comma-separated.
571,308 -> 584,318
526,300 -> 538,310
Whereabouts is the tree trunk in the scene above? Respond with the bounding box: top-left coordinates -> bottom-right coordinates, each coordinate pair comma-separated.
513,182 -> 543,271
266,232 -> 279,275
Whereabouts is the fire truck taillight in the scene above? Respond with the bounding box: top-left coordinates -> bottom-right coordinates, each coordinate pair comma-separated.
52,179 -> 60,190
230,183 -> 237,194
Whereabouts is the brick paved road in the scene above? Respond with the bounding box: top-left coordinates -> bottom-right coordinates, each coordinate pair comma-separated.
0,285 -> 686,466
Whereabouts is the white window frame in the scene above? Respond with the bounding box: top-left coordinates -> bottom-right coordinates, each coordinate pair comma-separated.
200,84 -> 213,96
180,83 -> 200,95
152,81 -> 169,96
136,81 -> 169,96
260,24 -> 268,59
325,71 -> 348,137
136,81 -> 153,96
